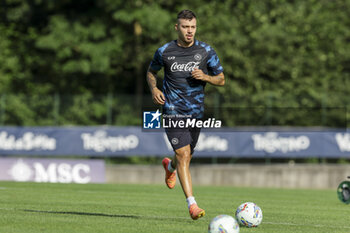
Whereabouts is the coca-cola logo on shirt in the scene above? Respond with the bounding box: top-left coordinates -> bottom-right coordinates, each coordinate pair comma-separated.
170,62 -> 200,72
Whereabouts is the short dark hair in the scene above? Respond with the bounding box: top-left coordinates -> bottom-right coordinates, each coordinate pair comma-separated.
177,10 -> 196,21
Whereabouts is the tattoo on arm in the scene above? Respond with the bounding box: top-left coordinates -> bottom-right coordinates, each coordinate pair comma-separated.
147,68 -> 158,91
207,73 -> 225,86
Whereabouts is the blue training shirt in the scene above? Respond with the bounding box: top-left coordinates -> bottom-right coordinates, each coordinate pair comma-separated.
150,39 -> 223,118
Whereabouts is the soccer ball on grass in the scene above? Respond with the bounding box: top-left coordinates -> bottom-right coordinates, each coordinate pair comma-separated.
208,214 -> 240,233
235,202 -> 263,227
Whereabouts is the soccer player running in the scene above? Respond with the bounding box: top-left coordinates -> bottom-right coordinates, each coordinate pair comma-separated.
146,10 -> 225,220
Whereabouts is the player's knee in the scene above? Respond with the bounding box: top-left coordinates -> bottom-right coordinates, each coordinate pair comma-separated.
176,150 -> 191,164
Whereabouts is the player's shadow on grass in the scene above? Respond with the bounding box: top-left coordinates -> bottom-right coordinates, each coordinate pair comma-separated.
23,209 -> 141,219
21,209 -> 190,222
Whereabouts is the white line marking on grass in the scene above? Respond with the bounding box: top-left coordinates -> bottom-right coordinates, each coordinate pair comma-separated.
141,215 -> 189,220
0,207 -> 190,220
0,207 -> 15,211
264,221 -> 350,230
1,207 -> 348,229
0,187 -> 7,190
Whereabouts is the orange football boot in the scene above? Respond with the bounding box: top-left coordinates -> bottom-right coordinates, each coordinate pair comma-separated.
189,203 -> 205,220
162,157 -> 176,189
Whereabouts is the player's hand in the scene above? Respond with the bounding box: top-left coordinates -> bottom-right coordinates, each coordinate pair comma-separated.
191,68 -> 208,81
151,88 -> 165,105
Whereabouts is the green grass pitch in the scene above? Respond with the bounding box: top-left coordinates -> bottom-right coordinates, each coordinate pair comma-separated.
0,181 -> 349,233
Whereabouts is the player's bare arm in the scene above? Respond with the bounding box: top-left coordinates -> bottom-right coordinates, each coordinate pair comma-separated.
191,68 -> 225,86
146,67 -> 165,105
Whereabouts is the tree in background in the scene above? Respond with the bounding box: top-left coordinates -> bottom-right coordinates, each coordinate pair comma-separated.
0,0 -> 348,127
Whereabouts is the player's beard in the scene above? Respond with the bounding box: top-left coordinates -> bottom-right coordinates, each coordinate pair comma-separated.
185,34 -> 193,43
179,33 -> 194,46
